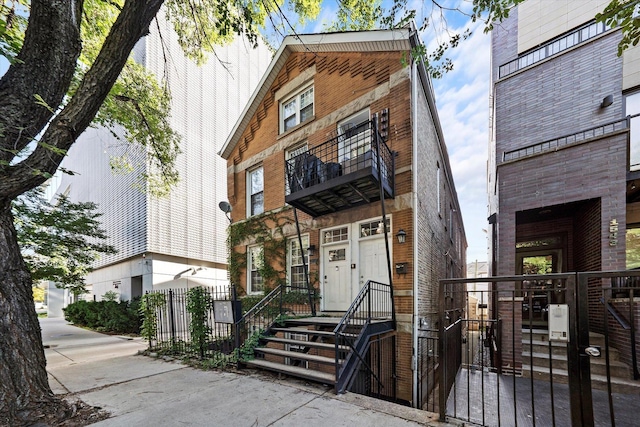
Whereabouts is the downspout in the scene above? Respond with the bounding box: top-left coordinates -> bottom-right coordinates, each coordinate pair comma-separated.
373,117 -> 395,322
293,207 -> 316,316
410,43 -> 420,408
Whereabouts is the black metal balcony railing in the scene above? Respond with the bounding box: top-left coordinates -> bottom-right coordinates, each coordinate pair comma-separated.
501,117 -> 629,163
285,120 -> 394,217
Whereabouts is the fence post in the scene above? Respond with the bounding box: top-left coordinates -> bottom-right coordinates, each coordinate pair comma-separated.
168,289 -> 175,349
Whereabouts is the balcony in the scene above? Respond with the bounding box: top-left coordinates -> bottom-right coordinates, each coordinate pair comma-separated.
285,120 -> 395,217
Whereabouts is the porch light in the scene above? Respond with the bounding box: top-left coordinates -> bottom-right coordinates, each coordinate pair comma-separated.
396,229 -> 407,244
307,244 -> 316,257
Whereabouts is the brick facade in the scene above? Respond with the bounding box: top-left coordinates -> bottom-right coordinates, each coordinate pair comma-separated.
490,4 -> 636,374
220,31 -> 466,406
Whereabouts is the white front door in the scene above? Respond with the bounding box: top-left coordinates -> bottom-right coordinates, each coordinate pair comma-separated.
322,244 -> 351,311
359,238 -> 389,289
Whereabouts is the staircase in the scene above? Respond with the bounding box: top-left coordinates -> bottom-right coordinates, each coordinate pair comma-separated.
243,317 -> 344,386
521,328 -> 640,394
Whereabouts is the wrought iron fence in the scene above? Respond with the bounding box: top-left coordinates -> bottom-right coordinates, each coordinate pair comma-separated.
438,272 -> 640,427
418,329 -> 439,412
143,286 -> 235,362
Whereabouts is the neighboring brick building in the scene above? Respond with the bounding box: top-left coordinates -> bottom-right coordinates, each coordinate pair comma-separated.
219,26 -> 466,406
489,0 -> 639,372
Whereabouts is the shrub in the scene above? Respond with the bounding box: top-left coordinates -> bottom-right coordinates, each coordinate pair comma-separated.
64,297 -> 141,334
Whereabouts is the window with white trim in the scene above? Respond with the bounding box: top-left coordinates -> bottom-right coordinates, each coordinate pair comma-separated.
247,166 -> 264,216
288,235 -> 309,290
248,246 -> 264,294
437,163 -> 441,215
281,86 -> 314,133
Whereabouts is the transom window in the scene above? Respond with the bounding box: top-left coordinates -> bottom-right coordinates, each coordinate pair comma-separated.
360,218 -> 390,238
247,166 -> 264,216
248,246 -> 264,294
323,227 -> 349,244
281,86 -> 314,133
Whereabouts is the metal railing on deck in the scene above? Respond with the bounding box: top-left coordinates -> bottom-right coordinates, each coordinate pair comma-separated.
334,280 -> 394,394
502,117 -> 628,162
285,120 -> 394,193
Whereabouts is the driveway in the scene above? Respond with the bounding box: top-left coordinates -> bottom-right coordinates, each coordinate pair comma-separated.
41,318 -> 451,426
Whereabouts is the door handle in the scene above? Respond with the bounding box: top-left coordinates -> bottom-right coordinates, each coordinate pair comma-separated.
585,346 -> 601,357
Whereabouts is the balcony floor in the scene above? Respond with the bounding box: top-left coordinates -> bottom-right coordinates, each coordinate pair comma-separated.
285,165 -> 393,217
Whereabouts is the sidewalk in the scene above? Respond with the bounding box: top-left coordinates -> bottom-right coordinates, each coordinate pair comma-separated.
41,318 -> 460,426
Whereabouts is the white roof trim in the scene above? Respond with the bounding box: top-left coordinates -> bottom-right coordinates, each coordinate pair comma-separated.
218,28 -> 413,160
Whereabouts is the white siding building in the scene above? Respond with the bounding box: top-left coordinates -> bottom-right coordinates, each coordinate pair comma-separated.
49,16 -> 271,309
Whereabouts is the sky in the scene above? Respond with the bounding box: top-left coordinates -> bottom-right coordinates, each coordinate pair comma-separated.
0,1 -> 491,263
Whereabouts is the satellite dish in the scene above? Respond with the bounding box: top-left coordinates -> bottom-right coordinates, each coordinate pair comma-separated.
218,201 -> 232,214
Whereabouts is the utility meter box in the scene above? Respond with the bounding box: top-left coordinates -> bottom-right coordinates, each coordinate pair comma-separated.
548,304 -> 569,342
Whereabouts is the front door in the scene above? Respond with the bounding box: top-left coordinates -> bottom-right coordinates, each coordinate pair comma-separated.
323,244 -> 350,311
359,237 -> 389,290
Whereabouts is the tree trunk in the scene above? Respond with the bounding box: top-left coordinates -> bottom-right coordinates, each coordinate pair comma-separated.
0,201 -> 66,424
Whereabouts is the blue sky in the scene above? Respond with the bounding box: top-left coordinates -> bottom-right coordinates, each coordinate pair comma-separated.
0,1 -> 490,263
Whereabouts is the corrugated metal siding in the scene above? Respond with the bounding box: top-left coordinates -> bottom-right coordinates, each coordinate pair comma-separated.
55,10 -> 271,268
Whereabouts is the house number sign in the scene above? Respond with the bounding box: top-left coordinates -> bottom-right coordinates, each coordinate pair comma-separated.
609,219 -> 618,247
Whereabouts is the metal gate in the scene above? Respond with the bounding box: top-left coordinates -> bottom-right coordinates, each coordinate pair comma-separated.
432,272 -> 639,427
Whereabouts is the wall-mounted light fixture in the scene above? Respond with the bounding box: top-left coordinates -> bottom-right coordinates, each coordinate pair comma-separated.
307,244 -> 316,257
396,229 -> 407,244
601,94 -> 613,108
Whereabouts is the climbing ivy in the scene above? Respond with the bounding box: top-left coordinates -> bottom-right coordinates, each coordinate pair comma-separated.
140,292 -> 167,343
227,211 -> 292,294
186,287 -> 213,358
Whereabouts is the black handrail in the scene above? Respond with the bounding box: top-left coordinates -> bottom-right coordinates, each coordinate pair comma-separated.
234,284 -> 316,359
333,280 -> 394,393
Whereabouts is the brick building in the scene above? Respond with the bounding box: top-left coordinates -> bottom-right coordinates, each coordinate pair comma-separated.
219,26 -> 466,406
489,0 -> 640,372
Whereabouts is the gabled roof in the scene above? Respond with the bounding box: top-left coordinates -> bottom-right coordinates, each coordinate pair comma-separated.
218,27 -> 413,160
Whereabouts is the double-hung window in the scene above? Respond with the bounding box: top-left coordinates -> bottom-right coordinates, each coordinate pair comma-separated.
248,246 -> 264,294
248,166 -> 264,216
281,86 -> 314,133
288,235 -> 309,290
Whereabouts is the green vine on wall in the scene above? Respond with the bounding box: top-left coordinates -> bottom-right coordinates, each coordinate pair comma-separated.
227,211 -> 292,295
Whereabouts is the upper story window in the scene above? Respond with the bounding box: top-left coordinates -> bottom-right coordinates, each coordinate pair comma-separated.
437,163 -> 441,215
281,86 -> 314,133
338,109 -> 370,162
247,166 -> 264,216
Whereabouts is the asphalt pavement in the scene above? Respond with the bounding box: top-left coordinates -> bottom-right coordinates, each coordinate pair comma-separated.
41,318 -> 459,426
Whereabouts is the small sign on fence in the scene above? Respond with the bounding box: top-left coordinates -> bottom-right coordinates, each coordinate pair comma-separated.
214,300 -> 235,324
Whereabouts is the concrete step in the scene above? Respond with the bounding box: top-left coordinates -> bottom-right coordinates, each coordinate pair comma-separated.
245,358 -> 336,385
255,347 -> 341,366
522,351 -> 630,378
262,336 -> 348,351
522,364 -> 640,395
271,327 -> 337,338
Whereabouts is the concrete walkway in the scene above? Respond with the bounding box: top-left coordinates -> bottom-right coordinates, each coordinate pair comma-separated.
41,318 -> 458,426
